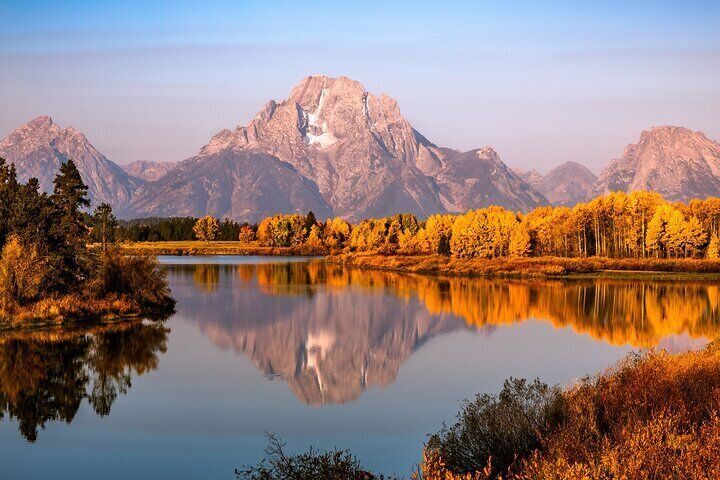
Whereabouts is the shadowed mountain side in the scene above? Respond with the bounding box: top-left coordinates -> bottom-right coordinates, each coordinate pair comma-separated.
127,150 -> 333,221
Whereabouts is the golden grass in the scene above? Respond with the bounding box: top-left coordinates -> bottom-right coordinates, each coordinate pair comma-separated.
327,252 -> 720,278
112,241 -> 330,256
0,294 -> 143,329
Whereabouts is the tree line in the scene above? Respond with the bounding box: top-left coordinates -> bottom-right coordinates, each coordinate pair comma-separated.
181,190 -> 720,259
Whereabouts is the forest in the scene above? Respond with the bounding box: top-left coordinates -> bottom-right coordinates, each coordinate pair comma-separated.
167,191 -> 720,261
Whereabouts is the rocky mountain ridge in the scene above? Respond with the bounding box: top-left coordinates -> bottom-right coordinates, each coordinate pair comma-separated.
2,82 -> 719,219
0,116 -> 139,206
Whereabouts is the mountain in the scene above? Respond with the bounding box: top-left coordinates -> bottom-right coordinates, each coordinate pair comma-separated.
122,160 -> 176,181
594,126 -> 720,202
0,116 -> 139,207
128,75 -> 546,221
513,168 -> 542,187
535,161 -> 597,206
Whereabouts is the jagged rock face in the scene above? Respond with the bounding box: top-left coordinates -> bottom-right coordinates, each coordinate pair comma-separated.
594,126 -> 720,202
535,161 -> 597,206
198,75 -> 447,220
513,168 -> 542,187
122,160 -> 176,181
0,116 -> 138,207
183,75 -> 546,220
127,150 -> 333,221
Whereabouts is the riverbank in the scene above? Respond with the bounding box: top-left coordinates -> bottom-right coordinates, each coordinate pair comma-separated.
115,241 -> 329,256
326,252 -> 720,278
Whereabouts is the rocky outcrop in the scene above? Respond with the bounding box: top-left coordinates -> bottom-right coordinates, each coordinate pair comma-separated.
535,161 -> 597,206
513,168 -> 542,187
0,116 -> 139,208
122,160 -> 176,181
594,126 -> 720,202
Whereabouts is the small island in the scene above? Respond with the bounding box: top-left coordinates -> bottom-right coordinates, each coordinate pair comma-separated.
0,158 -> 174,328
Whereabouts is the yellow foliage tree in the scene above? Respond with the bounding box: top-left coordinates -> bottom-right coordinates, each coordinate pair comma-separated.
509,222 -> 532,257
0,236 -> 46,310
193,216 -> 220,242
706,233 -> 720,259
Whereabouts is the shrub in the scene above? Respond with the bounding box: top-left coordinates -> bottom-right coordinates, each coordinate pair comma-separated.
90,247 -> 174,311
0,236 -> 47,310
426,378 -> 565,477
236,434 -> 390,480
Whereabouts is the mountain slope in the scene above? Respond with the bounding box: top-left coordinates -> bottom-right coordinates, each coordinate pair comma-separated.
434,147 -> 548,211
0,116 -> 139,207
122,160 -> 176,181
594,126 -> 720,202
127,150 -> 333,221
133,75 -> 546,221
536,161 -> 597,206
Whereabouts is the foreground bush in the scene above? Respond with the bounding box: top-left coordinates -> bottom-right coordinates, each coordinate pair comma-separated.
236,434 -> 391,480
427,379 -> 565,477
423,343 -> 720,479
90,247 -> 174,311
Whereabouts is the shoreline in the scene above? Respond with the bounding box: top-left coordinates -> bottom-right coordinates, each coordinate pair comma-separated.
0,294 -> 174,332
118,241 -> 720,280
325,252 -> 720,280
115,241 -> 329,256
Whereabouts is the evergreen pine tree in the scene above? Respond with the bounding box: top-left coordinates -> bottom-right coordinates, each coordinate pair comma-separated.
50,159 -> 91,286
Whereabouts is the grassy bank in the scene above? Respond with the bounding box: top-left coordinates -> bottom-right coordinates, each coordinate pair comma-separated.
326,252 -> 720,278
115,241 -> 329,256
0,294 -> 171,331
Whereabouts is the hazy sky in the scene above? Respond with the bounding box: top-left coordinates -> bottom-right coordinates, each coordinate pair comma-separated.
1,0 -> 719,172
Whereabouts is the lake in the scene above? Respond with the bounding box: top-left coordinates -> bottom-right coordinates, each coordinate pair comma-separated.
0,256 -> 717,478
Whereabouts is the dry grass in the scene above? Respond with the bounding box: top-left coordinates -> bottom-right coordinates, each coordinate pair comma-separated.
0,293 -> 142,328
327,252 -> 720,278
423,343 -> 720,480
113,241 -> 330,256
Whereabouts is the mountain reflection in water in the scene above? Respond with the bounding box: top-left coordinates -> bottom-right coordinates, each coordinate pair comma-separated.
166,261 -> 720,405
0,321 -> 169,442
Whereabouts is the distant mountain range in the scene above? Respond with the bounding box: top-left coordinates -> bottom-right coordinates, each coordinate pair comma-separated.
1,76 -> 719,220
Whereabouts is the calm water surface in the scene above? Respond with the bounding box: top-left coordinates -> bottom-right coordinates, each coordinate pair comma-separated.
0,256 -> 717,478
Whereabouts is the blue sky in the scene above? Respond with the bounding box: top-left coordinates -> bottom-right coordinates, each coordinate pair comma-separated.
1,0 -> 719,171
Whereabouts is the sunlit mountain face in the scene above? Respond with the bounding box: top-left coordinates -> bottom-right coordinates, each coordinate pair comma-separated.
166,261 -> 720,405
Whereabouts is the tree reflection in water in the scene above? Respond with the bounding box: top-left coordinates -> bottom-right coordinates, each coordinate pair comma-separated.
0,321 -> 168,442
165,262 -> 720,405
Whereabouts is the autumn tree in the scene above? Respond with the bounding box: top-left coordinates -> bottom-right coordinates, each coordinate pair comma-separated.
707,234 -> 720,259
238,225 -> 256,243
193,216 -> 220,241
509,222 -> 532,257
256,214 -> 306,247
0,236 -> 47,310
